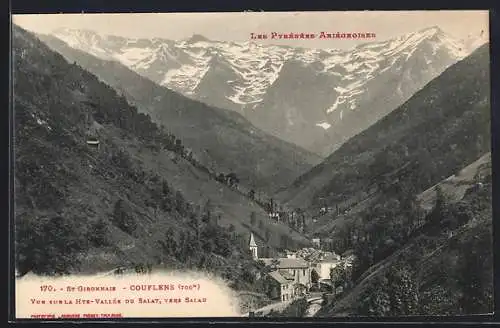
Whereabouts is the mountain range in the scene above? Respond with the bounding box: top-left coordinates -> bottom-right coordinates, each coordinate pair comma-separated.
48,26 -> 486,155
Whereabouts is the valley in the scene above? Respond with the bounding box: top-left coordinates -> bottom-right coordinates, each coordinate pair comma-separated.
12,15 -> 493,318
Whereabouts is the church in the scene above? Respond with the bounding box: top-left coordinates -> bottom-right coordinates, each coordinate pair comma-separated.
249,232 -> 259,260
248,232 -> 312,301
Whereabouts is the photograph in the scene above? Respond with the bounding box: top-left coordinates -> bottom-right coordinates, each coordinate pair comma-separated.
11,10 -> 492,319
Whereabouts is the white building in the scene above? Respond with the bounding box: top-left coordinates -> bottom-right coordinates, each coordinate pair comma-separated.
315,254 -> 341,280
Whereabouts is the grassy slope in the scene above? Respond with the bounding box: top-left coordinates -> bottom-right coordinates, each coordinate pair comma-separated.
417,152 -> 491,212
310,152 -> 491,237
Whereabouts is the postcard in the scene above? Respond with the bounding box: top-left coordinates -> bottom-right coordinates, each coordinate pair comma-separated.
11,10 -> 491,319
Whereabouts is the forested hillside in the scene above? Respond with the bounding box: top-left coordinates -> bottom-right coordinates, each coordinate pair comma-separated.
318,162 -> 492,315
12,25 -> 309,291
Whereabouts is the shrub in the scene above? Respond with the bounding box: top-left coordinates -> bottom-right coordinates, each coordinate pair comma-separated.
112,199 -> 137,235
16,215 -> 86,276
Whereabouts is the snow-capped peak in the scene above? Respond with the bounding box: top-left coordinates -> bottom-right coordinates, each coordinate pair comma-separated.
419,25 -> 444,35
186,34 -> 211,44
45,25 -> 478,155
48,26 -> 472,126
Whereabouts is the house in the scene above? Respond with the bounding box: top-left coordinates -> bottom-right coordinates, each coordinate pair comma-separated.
268,212 -> 281,222
265,270 -> 295,301
86,138 -> 100,150
296,247 -> 323,264
341,250 -> 357,268
261,258 -> 312,290
315,254 -> 341,280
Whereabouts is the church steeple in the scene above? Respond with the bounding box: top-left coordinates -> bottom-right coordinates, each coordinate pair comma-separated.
249,233 -> 258,260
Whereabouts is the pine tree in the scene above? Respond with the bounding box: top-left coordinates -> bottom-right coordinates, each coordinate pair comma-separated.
88,218 -> 109,247
202,199 -> 212,224
357,276 -> 391,316
112,199 -> 137,234
162,180 -> 170,195
426,186 -> 449,228
458,233 -> 493,314
162,227 -> 178,256
175,191 -> 186,214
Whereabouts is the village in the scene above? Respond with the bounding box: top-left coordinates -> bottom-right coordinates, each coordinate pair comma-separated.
245,229 -> 356,317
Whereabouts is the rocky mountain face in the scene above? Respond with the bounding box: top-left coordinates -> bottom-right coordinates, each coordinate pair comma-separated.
49,26 -> 484,155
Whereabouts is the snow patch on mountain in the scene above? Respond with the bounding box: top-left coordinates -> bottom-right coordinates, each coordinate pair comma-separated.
50,25 -> 473,137
114,47 -> 153,66
316,122 -> 331,130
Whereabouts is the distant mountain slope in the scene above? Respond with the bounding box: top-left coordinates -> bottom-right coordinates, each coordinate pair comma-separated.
416,152 -> 491,212
37,33 -> 321,194
308,152 -> 491,239
48,27 -> 477,155
13,25 -> 310,285
279,43 -> 490,211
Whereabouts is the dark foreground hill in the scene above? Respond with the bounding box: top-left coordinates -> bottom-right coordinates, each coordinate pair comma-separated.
317,158 -> 492,316
37,34 -> 322,194
12,25 -> 310,293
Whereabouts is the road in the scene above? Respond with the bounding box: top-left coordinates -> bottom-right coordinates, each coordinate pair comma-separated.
305,299 -> 323,317
241,293 -> 325,317
241,299 -> 293,317
307,292 -> 323,302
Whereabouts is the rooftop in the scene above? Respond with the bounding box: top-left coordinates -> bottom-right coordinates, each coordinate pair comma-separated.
268,270 -> 290,285
249,233 -> 257,247
321,253 -> 341,262
261,257 -> 309,269
279,271 -> 296,280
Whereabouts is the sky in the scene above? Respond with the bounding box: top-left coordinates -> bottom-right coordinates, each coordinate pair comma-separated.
13,11 -> 489,50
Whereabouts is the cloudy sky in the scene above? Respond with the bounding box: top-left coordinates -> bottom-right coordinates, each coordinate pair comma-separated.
13,11 -> 489,49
